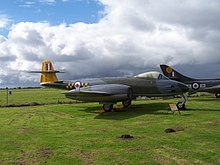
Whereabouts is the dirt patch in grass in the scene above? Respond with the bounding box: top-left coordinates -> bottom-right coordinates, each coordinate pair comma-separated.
14,147 -> 53,165
117,135 -> 145,141
164,127 -> 185,133
4,102 -> 42,108
120,134 -> 134,139
0,101 -> 83,108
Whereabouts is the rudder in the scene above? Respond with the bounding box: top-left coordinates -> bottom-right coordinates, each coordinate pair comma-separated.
40,60 -> 59,84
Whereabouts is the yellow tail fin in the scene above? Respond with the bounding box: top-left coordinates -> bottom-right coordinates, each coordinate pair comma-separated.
40,60 -> 58,84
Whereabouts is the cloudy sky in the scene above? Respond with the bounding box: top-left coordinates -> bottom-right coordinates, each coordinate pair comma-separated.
1,0 -> 220,87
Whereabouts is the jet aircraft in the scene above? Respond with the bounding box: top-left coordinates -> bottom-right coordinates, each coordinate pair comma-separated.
160,64 -> 220,98
32,60 -> 189,111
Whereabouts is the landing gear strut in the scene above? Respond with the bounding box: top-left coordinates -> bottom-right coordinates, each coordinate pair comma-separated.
176,93 -> 188,110
122,88 -> 133,108
102,104 -> 113,112
122,100 -> 132,108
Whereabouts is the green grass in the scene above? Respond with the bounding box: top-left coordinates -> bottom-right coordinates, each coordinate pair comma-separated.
0,88 -> 71,106
0,89 -> 220,164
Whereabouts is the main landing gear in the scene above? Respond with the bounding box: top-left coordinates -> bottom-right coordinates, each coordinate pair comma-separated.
102,104 -> 114,112
122,100 -> 132,108
215,93 -> 220,98
102,88 -> 134,112
176,93 -> 188,110
102,100 -> 132,112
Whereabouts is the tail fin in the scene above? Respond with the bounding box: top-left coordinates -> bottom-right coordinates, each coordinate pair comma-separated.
30,60 -> 61,84
160,64 -> 195,82
40,60 -> 59,84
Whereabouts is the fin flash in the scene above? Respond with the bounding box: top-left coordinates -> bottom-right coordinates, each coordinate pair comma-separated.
40,60 -> 58,84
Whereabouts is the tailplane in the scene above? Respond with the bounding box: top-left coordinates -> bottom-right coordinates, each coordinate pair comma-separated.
160,64 -> 195,82
40,60 -> 59,84
30,60 -> 61,84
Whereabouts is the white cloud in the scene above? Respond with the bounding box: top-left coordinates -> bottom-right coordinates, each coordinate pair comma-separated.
1,0 -> 220,87
0,14 -> 11,29
18,1 -> 55,7
19,1 -> 36,8
38,0 -> 56,5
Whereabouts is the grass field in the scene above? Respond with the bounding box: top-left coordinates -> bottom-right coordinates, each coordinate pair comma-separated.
0,88 -> 71,106
0,89 -> 220,164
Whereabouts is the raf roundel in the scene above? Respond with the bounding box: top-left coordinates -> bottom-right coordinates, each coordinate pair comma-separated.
192,82 -> 200,90
74,81 -> 81,91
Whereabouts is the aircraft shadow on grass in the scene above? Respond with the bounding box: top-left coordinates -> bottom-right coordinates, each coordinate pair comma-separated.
188,107 -> 220,112
80,102 -> 191,120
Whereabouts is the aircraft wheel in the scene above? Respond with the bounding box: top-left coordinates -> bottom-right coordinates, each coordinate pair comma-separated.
215,93 -> 220,98
176,101 -> 186,110
103,104 -> 113,112
122,100 -> 132,108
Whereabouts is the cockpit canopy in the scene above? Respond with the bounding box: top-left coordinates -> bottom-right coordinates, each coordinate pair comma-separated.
135,71 -> 168,80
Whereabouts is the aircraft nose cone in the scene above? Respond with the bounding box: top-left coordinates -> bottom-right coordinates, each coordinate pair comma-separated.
178,82 -> 189,92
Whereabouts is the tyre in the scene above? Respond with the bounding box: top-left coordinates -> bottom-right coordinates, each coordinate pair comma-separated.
215,93 -> 220,98
103,104 -> 113,112
176,101 -> 186,110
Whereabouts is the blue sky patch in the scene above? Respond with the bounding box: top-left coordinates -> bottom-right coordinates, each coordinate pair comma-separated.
0,0 -> 104,36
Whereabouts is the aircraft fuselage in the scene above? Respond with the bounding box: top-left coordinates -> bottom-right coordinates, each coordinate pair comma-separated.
42,77 -> 188,103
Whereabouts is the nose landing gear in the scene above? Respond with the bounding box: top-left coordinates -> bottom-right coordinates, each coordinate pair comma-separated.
176,93 -> 188,110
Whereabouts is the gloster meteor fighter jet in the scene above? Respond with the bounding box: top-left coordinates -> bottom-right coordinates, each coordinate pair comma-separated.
33,60 -> 189,111
160,64 -> 220,98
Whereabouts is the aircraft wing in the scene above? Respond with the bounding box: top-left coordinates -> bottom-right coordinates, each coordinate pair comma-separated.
64,88 -> 111,96
64,84 -> 130,95
63,84 -> 132,102
203,85 -> 220,93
